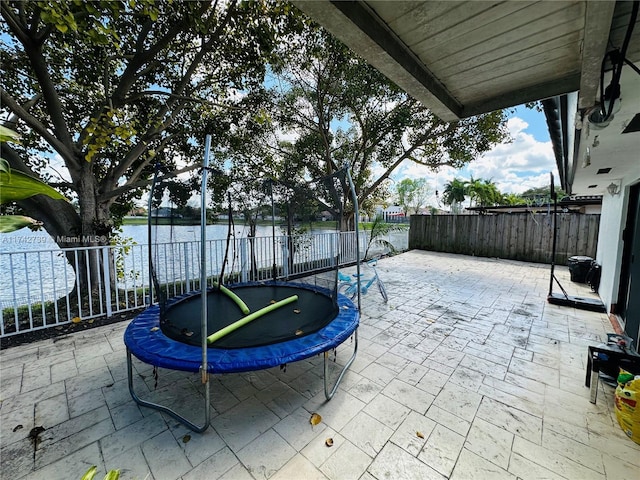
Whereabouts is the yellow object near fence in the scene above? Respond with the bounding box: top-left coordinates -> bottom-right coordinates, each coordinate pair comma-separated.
614,369 -> 640,444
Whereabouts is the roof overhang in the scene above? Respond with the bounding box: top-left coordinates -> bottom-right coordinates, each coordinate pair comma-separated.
293,1 -> 617,122
294,1 -> 640,195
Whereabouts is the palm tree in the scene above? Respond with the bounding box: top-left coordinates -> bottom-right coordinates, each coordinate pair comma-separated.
442,178 -> 466,213
502,193 -> 526,206
479,179 -> 502,206
466,177 -> 502,207
464,176 -> 484,207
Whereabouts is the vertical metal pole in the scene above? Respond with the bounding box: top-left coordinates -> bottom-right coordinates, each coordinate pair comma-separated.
240,238 -> 248,283
147,166 -> 160,305
198,134 -> 211,429
345,166 -> 361,312
270,180 -> 277,281
184,243 -> 191,292
102,247 -> 113,317
548,172 -> 557,296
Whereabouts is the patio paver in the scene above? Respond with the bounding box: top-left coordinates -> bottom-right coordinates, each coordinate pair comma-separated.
1,250 -> 639,479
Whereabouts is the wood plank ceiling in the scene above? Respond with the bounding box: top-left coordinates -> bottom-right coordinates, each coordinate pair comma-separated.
293,1 -> 619,122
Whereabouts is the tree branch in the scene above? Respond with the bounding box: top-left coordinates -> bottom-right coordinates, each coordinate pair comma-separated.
361,129 -> 439,199
155,2 -> 237,119
100,163 -> 201,200
123,90 -> 245,110
0,88 -> 76,163
111,2 -> 211,107
3,22 -> 77,157
1,3 -> 30,46
109,4 -> 237,181
114,134 -> 175,191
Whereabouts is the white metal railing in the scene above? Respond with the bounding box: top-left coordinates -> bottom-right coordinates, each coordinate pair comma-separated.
0,230 -> 406,337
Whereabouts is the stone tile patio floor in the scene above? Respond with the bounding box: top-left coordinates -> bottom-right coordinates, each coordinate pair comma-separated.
1,250 -> 639,480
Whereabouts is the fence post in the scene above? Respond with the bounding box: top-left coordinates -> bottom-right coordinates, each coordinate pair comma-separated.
332,232 -> 338,267
282,237 -> 289,278
184,243 -> 191,292
240,238 -> 248,283
102,247 -> 113,318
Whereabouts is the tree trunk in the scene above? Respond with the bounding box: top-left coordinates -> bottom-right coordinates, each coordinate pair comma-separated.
16,162 -> 116,307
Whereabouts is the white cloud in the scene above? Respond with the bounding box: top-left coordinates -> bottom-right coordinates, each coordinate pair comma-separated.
390,114 -> 558,199
466,117 -> 556,193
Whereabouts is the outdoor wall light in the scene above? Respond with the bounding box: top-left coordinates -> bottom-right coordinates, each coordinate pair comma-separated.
607,181 -> 621,196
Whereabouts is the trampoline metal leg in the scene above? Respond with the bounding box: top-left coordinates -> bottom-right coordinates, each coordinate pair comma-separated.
126,348 -> 210,433
324,330 -> 358,400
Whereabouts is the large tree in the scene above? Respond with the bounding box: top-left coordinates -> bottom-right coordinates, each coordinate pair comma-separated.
395,178 -> 431,216
1,0 -> 299,289
250,28 -> 510,228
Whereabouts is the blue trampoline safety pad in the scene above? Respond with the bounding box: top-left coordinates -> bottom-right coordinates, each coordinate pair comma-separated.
124,283 -> 359,374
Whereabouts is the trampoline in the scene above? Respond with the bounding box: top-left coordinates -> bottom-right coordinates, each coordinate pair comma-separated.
125,282 -> 358,432
125,282 -> 358,373
124,138 -> 363,432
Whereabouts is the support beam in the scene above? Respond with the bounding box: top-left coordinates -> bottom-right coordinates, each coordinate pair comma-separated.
579,1 -> 616,110
463,73 -> 581,119
292,0 -> 462,121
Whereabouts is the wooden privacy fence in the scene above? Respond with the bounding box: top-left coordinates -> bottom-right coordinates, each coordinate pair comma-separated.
409,213 -> 600,264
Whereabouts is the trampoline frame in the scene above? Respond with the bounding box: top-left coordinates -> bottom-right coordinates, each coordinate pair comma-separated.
125,146 -> 363,432
125,309 -> 358,432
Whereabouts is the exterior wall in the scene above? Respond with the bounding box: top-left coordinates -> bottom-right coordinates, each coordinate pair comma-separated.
596,154 -> 640,318
595,191 -> 628,312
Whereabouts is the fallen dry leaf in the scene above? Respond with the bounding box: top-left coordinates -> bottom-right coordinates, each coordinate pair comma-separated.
293,309 -> 301,314
310,413 -> 322,426
295,329 -> 304,336
270,299 -> 276,304
416,431 -> 424,439
71,317 -> 81,324
150,327 -> 159,332
182,434 -> 191,443
325,438 -> 334,447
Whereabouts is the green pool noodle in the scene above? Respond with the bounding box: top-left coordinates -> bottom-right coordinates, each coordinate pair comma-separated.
207,295 -> 299,344
213,283 -> 250,314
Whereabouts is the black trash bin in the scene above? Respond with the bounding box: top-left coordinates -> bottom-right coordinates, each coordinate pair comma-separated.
567,256 -> 594,283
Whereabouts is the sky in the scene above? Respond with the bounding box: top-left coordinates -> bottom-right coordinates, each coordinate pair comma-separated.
389,104 -> 557,208
39,102 -> 557,211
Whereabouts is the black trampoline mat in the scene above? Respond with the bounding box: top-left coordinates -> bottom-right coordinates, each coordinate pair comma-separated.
160,285 -> 338,348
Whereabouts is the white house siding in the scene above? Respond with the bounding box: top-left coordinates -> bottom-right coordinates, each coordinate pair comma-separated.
596,190 -> 628,312
596,155 -> 640,344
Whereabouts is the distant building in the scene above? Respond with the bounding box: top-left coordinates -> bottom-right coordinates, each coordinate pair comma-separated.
127,207 -> 146,216
371,205 -> 407,223
151,207 -> 182,218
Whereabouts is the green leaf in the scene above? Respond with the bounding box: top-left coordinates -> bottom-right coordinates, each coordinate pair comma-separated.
0,158 -> 10,175
0,170 -> 67,204
0,125 -> 20,143
0,215 -> 41,233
